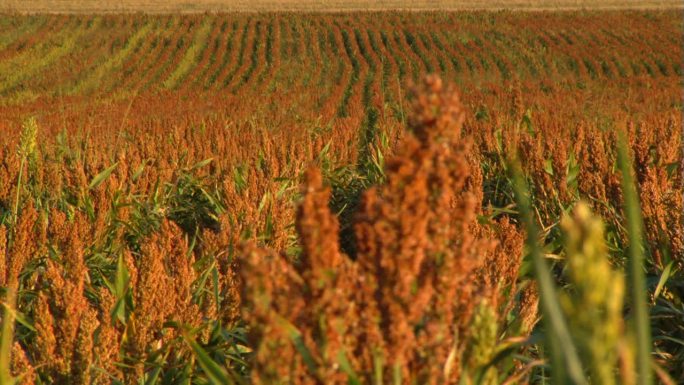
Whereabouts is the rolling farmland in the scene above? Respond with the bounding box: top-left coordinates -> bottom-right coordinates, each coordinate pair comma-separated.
0,9 -> 682,385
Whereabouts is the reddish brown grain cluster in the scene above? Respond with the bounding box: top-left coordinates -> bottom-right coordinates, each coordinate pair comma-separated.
240,76 -> 524,384
4,209 -> 208,384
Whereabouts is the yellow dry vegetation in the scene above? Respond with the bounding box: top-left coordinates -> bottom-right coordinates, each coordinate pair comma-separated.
3,0 -> 682,13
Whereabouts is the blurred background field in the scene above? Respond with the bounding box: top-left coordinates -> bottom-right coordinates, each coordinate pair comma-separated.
2,0 -> 683,12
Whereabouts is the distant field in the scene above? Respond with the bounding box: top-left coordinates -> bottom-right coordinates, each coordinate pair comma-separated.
2,0 -> 683,12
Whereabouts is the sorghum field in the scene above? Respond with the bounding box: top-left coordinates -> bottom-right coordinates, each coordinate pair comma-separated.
0,8 -> 682,385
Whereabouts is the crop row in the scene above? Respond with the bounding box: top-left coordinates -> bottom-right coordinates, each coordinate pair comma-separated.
0,12 -> 679,107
